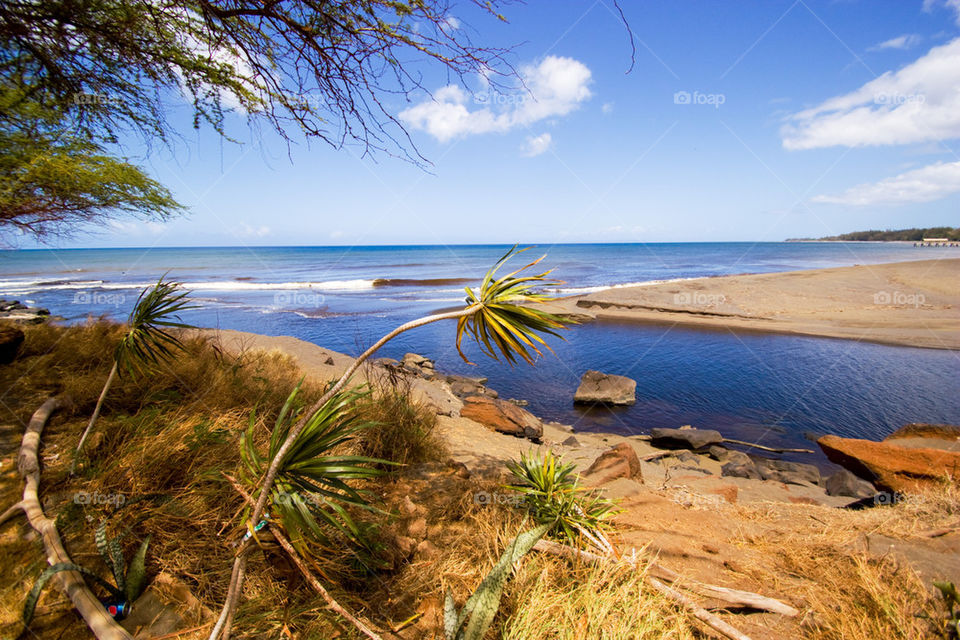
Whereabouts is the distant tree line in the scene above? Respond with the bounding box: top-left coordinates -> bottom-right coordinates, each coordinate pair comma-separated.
788,227 -> 960,242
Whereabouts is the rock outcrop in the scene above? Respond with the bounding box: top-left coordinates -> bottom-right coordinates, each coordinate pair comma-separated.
825,469 -> 876,499
459,395 -> 543,441
650,427 -> 723,450
0,324 -> 25,364
573,370 -> 636,405
584,443 -> 643,484
818,434 -> 960,493
0,300 -> 50,324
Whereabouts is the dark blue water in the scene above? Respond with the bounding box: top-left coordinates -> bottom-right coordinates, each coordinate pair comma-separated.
2,243 -> 958,462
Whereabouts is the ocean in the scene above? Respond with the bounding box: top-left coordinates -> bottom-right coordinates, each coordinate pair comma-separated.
2,242 -> 958,463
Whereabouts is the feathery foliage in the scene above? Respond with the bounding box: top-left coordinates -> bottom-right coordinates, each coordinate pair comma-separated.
456,245 -> 571,365
240,381 -> 390,554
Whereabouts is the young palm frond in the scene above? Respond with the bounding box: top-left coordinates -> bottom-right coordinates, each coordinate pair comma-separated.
240,381 -> 390,555
115,275 -> 196,377
506,450 -> 619,552
456,245 -> 572,365
73,276 -> 195,471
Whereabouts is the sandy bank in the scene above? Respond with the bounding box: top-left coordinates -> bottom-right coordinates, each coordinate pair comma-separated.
546,258 -> 960,350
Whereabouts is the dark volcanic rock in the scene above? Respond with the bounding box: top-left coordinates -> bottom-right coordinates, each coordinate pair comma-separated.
0,324 -> 24,364
650,427 -> 723,450
825,469 -> 876,499
754,459 -> 821,486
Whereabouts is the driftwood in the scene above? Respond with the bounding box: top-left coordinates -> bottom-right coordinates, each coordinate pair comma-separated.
223,474 -> 383,640
9,397 -> 134,640
720,438 -> 814,454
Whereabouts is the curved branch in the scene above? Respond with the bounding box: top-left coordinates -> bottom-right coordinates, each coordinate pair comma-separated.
16,396 -> 134,640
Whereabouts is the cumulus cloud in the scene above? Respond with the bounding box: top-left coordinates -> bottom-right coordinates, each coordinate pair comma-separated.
522,133 -> 552,157
868,34 -> 923,51
812,160 -> 960,205
923,0 -> 960,25
399,56 -> 592,142
781,38 -> 960,150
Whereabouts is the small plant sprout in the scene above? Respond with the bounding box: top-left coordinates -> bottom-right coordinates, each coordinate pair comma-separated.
73,275 -> 196,472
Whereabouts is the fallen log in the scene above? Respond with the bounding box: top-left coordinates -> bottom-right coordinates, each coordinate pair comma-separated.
9,396 -> 134,640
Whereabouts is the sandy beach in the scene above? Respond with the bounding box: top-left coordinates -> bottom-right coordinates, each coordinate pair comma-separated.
548,258 -> 960,350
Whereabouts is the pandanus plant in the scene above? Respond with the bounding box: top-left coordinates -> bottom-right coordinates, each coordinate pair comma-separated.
209,246 -> 573,640
23,521 -> 150,627
73,276 -> 195,472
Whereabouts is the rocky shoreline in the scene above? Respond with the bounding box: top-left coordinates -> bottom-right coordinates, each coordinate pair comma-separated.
206,329 -> 959,511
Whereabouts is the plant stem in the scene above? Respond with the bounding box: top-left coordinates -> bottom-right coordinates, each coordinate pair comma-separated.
72,361 -> 118,474
207,304 -> 481,640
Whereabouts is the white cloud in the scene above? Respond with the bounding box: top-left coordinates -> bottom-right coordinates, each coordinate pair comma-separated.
238,222 -> 271,237
923,0 -> 960,25
601,102 -> 614,114
399,56 -> 592,142
522,133 -> 552,157
868,34 -> 923,51
781,38 -> 960,150
442,15 -> 460,30
812,160 -> 960,205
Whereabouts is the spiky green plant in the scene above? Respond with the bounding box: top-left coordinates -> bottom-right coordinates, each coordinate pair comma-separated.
211,246 -> 574,640
506,450 -> 619,552
444,523 -> 551,640
934,581 -> 960,637
73,275 -> 195,471
23,521 -> 149,627
240,380 -> 391,554
456,246 -> 569,365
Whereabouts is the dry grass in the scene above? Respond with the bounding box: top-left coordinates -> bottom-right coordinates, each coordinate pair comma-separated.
502,556 -> 695,639
731,491 -> 960,640
0,321 -> 453,639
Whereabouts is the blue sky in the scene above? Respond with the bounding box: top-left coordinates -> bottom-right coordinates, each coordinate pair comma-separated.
42,0 -> 960,247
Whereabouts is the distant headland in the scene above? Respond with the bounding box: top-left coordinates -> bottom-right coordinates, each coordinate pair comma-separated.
787,226 -> 959,242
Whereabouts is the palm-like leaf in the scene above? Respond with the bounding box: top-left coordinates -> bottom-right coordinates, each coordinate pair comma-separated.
456,245 -> 573,366
115,275 -> 196,377
241,381 -> 391,554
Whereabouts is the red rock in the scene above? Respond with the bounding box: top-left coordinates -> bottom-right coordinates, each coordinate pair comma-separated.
884,423 -> 960,441
818,434 -> 960,493
584,443 -> 643,484
709,485 -> 738,504
460,395 -> 542,439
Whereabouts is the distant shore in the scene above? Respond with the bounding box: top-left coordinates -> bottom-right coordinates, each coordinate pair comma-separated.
545,259 -> 960,350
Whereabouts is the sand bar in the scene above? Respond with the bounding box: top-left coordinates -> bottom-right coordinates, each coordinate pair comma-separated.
547,258 -> 960,350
